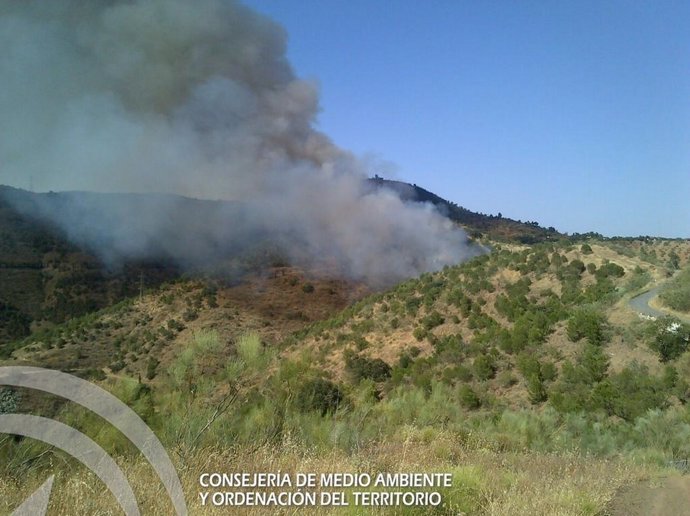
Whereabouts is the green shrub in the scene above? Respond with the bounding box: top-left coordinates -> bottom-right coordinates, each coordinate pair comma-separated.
398,352 -> 413,369
570,259 -> 586,274
649,318 -> 690,362
592,364 -> 668,421
146,357 -> 160,380
567,308 -> 608,346
662,365 -> 678,389
110,360 -> 126,373
0,302 -> 31,340
497,370 -> 517,388
422,311 -> 445,330
453,365 -> 473,382
515,354 -> 551,404
596,262 -> 625,279
549,362 -> 592,413
182,309 -> 198,321
352,334 -> 369,351
346,354 -> 392,382
584,276 -> 618,303
579,344 -> 609,383
0,388 -> 20,414
540,361 -> 557,382
526,373 -> 548,404
473,355 -> 496,380
167,319 -> 185,332
659,268 -> 690,312
405,297 -> 422,316
84,368 -> 106,381
236,333 -> 263,366
413,326 -> 427,341
459,385 -> 481,409
296,378 -> 345,415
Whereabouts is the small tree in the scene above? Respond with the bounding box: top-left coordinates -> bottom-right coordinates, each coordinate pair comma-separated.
567,308 -> 608,346
578,343 -> 609,382
346,354 -> 392,382
146,357 -> 160,380
296,378 -> 345,416
570,259 -> 586,274
526,373 -> 548,404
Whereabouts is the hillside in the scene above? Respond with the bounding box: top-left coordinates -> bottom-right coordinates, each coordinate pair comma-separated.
0,179 -> 535,348
1,266 -> 368,379
290,239 -> 690,406
4,237 -> 690,514
3,185 -> 690,514
0,186 -> 182,345
0,185 -> 351,347
368,177 -> 560,243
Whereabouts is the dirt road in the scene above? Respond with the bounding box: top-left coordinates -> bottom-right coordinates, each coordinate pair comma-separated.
608,474 -> 690,515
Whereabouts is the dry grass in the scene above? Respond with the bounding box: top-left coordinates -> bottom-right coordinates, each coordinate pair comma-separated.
606,334 -> 660,375
649,296 -> 690,323
0,433 -> 650,515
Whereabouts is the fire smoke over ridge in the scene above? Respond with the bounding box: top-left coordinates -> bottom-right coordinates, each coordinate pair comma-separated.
0,0 -> 475,282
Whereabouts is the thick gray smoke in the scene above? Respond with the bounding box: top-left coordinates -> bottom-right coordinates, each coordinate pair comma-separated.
0,0 -> 474,282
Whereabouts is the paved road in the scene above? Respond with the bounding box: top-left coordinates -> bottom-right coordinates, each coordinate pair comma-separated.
629,285 -> 666,318
628,277 -> 690,323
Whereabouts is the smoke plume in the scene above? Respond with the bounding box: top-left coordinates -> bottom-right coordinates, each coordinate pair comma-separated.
0,0 -> 474,282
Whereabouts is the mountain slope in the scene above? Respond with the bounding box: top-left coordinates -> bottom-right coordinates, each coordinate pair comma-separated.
0,186 -> 180,344
289,238 -> 690,410
3,226 -> 690,515
1,179 -> 494,345
368,177 -> 560,242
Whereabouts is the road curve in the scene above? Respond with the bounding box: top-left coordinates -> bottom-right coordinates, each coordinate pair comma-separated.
629,285 -> 666,318
628,278 -> 690,323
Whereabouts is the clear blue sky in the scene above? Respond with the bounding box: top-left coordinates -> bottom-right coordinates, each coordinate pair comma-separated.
243,0 -> 689,238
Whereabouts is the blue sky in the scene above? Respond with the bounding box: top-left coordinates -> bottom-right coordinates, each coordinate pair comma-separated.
243,1 -> 689,238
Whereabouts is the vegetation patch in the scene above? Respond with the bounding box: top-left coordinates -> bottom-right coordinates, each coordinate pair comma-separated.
660,267 -> 690,313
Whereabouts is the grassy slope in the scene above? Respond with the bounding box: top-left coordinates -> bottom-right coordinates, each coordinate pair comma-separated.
659,267 -> 690,313
292,239 -> 690,402
1,440 -> 649,515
